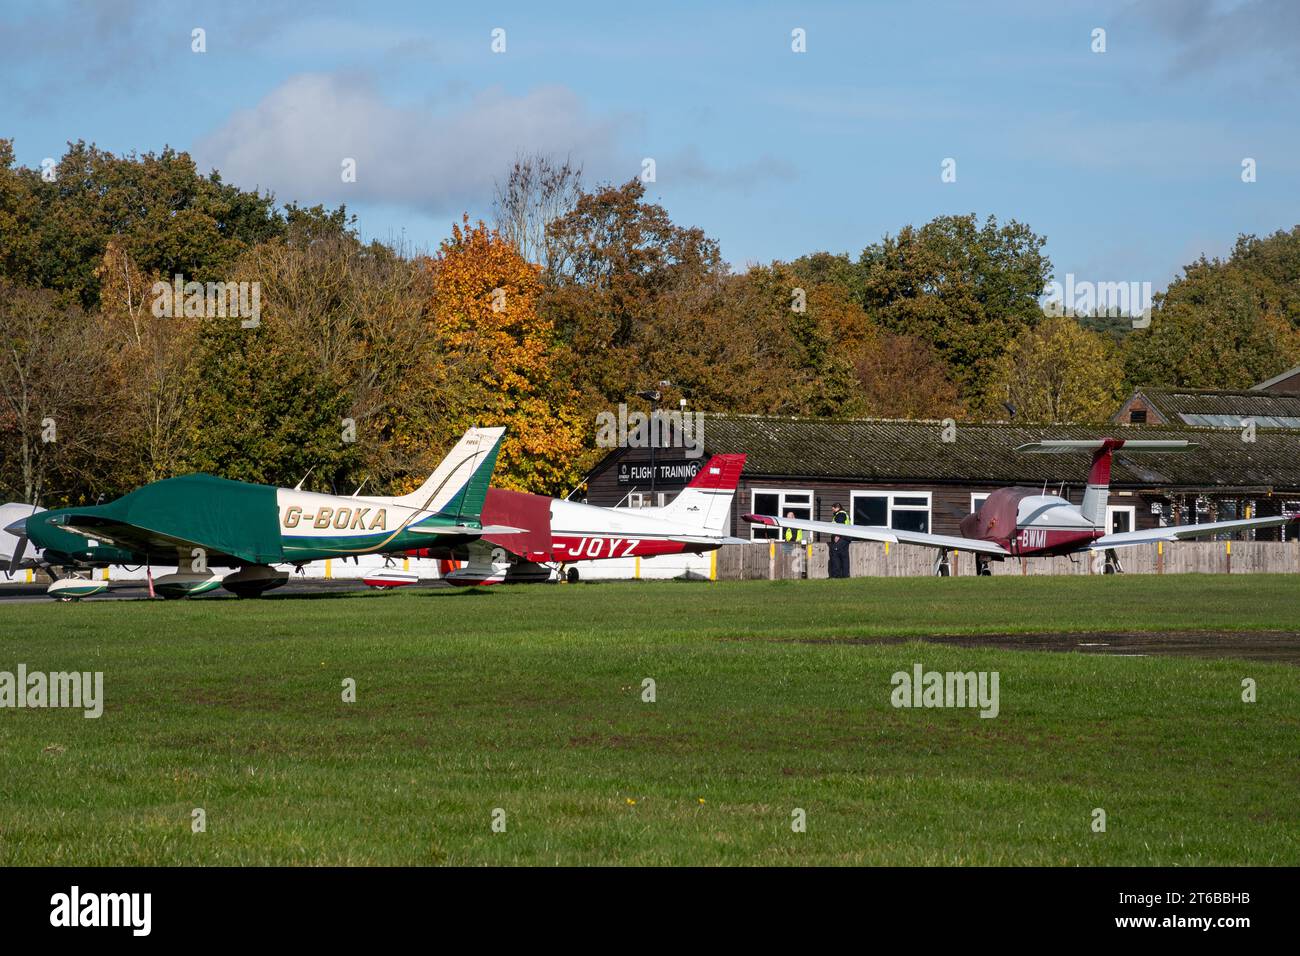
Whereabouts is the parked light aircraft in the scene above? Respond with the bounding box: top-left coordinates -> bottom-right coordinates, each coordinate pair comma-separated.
745,439 -> 1300,575
3,427 -> 513,599
412,453 -> 748,585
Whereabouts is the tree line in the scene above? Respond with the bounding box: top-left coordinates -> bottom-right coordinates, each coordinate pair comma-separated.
3,140 -> 1299,507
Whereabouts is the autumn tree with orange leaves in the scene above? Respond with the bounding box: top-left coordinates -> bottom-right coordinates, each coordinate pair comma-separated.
426,217 -> 588,495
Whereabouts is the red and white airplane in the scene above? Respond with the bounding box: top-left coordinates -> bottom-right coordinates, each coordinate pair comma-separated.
746,439 -> 1300,575
412,453 -> 747,584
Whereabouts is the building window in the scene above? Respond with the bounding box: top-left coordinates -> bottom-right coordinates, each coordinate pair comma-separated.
750,488 -> 813,540
1106,505 -> 1135,534
850,491 -> 931,533
1283,502 -> 1300,542
1129,409 -> 1147,423
970,493 -> 990,515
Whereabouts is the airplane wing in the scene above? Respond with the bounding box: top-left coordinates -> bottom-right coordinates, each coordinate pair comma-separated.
1093,514 -> 1300,549
50,515 -> 242,565
743,514 -> 1010,556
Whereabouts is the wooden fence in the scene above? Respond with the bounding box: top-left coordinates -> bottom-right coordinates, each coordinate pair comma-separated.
713,540 -> 1300,580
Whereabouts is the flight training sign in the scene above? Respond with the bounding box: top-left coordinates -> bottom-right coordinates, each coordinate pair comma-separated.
617,461 -> 702,486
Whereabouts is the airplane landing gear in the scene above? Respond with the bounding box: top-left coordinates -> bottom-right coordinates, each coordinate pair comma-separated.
932,550 -> 952,577
1103,548 -> 1124,574
566,566 -> 580,584
975,555 -> 992,576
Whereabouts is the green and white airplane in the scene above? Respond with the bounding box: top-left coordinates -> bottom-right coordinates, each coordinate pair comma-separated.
3,427 -> 513,599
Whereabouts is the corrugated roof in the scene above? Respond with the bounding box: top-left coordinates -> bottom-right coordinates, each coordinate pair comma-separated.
698,413 -> 1300,489
1137,387 -> 1300,421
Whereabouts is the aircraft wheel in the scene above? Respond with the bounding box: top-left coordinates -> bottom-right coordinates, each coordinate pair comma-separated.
566,567 -> 580,584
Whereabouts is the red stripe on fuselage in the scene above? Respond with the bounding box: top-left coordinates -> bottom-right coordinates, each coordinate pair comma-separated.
1008,527 -> 1102,556
549,535 -> 703,561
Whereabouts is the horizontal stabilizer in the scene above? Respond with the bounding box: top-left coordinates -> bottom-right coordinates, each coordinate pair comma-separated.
1016,439 -> 1195,454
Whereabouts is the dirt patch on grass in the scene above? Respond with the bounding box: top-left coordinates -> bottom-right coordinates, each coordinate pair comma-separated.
789,630 -> 1300,665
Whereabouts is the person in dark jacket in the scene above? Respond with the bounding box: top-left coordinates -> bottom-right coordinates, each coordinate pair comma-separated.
828,502 -> 851,578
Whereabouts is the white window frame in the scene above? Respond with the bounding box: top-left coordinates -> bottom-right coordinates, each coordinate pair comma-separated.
970,493 -> 990,514
749,487 -> 814,540
1105,504 -> 1135,535
850,490 -> 932,533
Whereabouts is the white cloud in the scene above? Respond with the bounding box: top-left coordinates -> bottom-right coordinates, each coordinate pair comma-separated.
193,73 -> 631,214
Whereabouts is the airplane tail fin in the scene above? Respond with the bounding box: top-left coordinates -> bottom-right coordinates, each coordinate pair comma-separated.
1016,439 -> 1194,528
658,453 -> 746,535
393,427 -> 506,525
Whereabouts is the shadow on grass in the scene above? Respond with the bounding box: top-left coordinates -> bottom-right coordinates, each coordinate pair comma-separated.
415,586 -> 498,597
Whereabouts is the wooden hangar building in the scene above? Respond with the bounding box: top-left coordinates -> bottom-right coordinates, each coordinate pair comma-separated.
582,413 -> 1300,542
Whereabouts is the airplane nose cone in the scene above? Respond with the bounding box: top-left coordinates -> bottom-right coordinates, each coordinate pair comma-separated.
3,518 -> 29,536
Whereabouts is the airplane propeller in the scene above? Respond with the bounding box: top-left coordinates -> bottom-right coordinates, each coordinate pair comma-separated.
4,504 -> 39,573
7,535 -> 27,573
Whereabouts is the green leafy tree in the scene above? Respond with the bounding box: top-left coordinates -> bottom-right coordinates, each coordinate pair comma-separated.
183,320 -> 358,489
985,317 -> 1126,423
0,140 -> 289,310
856,214 -> 1052,401
1124,253 -> 1300,389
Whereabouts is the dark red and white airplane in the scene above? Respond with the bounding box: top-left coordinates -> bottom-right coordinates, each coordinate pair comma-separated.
407,453 -> 747,585
745,439 -> 1300,575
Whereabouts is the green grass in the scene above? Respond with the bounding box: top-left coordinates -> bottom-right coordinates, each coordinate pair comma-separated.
1,575 -> 1297,865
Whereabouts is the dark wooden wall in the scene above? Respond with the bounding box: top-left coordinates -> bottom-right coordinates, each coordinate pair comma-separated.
582,446 -> 1299,541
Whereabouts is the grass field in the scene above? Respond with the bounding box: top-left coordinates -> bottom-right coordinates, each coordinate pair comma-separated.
1,575 -> 1298,866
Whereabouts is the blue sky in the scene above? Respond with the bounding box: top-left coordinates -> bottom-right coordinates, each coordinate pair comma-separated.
3,0 -> 1298,291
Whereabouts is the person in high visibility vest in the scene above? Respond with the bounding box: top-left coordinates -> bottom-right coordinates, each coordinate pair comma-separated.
782,512 -> 806,547
829,502 -> 851,578
782,511 -> 807,578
